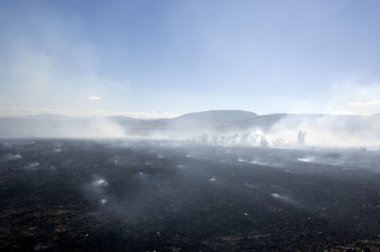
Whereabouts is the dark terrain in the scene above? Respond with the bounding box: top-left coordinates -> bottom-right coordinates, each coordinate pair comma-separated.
1,139 -> 380,251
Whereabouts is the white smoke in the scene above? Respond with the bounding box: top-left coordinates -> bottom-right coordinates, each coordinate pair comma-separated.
268,114 -> 380,147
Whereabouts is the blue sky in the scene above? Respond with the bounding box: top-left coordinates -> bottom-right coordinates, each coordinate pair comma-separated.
1,0 -> 380,117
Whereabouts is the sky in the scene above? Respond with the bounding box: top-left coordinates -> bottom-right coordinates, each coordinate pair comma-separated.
1,0 -> 380,118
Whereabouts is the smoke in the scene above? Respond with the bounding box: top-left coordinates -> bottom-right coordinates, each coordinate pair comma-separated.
1,8 -> 379,148
110,112 -> 380,148
270,193 -> 296,205
297,155 -> 316,163
325,77 -> 380,115
58,118 -> 124,138
267,114 -> 380,147
86,119 -> 126,138
0,116 -> 126,138
0,2 -> 130,117
120,112 -> 380,148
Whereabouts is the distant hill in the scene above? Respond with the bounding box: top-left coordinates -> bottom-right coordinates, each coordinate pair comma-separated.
174,110 -> 257,123
0,110 -> 379,145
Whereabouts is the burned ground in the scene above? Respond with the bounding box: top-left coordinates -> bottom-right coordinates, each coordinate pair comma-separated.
0,139 -> 380,251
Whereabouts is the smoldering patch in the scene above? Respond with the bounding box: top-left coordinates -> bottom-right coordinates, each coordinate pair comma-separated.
24,162 -> 40,170
185,152 -> 194,158
238,157 -> 248,163
297,155 -> 316,163
209,176 -> 216,182
1,153 -> 22,162
93,178 -> 108,187
238,157 -> 268,166
270,193 -> 296,204
237,157 -> 265,165
83,176 -> 110,206
53,147 -> 62,152
0,141 -> 13,148
244,182 -> 259,189
110,155 -> 120,165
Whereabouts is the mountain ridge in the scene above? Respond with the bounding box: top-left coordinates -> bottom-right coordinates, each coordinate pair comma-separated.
1,110 -> 379,120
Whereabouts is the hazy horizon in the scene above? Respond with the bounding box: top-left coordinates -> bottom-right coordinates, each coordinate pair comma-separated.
1,109 -> 380,120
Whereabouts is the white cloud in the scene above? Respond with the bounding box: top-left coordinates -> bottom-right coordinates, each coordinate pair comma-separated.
87,96 -> 102,101
349,100 -> 380,106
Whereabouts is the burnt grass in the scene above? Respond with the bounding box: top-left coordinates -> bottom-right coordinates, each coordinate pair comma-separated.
0,139 -> 380,251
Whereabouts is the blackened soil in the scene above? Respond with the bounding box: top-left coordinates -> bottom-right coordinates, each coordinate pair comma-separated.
0,139 -> 380,251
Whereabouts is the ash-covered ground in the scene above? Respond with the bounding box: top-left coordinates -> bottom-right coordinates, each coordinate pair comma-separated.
1,139 -> 380,251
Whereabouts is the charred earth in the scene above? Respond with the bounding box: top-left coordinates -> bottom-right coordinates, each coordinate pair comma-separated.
1,139 -> 380,251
